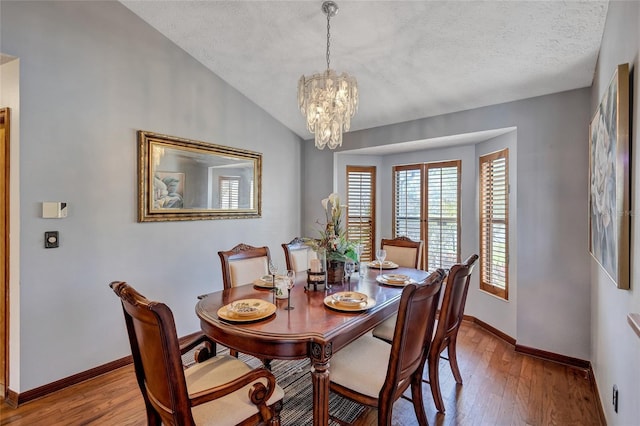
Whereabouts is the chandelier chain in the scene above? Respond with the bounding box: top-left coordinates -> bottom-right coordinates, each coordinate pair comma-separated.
326,11 -> 331,70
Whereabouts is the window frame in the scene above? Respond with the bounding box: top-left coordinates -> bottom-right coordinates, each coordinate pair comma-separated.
392,161 -> 461,271
479,148 -> 509,299
425,160 -> 461,270
346,165 -> 376,262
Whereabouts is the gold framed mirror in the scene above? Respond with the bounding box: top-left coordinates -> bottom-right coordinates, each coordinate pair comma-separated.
138,131 -> 262,222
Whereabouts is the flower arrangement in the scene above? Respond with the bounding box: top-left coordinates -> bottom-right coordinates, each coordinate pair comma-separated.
306,193 -> 358,262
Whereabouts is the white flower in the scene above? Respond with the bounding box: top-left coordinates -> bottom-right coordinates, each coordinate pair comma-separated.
321,197 -> 329,211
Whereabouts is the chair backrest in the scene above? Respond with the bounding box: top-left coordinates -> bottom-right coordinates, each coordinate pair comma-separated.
381,236 -> 424,268
381,269 -> 445,402
110,281 -> 195,425
435,254 -> 479,346
218,243 -> 271,289
282,237 -> 317,273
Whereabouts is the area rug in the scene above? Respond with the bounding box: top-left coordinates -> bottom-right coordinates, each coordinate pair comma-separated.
185,346 -> 366,425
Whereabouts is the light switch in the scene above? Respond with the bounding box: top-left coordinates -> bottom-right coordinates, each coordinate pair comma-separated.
45,231 -> 59,248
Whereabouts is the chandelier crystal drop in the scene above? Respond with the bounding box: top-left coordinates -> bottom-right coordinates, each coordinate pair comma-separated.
297,1 -> 358,150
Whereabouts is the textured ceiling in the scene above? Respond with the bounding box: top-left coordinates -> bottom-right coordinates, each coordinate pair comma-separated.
120,0 -> 609,140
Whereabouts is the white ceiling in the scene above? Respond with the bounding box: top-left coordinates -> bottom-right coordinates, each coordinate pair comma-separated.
120,0 -> 609,140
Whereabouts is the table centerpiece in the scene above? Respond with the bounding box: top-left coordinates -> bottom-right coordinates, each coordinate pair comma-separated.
305,192 -> 358,284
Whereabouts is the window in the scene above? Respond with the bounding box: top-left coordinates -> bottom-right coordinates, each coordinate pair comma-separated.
393,161 -> 461,270
346,166 -> 376,262
219,176 -> 240,209
479,149 -> 509,299
393,165 -> 422,242
426,161 -> 461,270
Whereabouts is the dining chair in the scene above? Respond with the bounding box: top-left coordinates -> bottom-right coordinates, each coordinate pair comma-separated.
218,243 -> 271,289
110,281 -> 283,426
218,243 -> 274,363
328,269 -> 446,426
281,237 -> 317,273
371,253 -> 479,413
380,236 -> 424,268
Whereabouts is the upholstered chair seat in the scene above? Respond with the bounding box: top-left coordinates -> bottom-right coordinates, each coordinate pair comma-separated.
371,314 -> 401,343
187,355 -> 284,425
329,333 -> 391,399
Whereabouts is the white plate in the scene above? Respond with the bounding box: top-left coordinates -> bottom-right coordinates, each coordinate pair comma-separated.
376,275 -> 417,287
331,291 -> 368,307
382,273 -> 410,283
367,260 -> 399,269
324,294 -> 376,312
253,275 -> 285,288
218,299 -> 277,322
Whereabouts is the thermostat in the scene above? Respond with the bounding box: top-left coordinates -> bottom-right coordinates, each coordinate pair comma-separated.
42,202 -> 68,218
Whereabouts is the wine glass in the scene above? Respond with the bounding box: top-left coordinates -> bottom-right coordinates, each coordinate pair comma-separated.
375,249 -> 387,276
344,260 -> 355,282
285,269 -> 295,310
268,260 -> 278,303
354,244 -> 364,278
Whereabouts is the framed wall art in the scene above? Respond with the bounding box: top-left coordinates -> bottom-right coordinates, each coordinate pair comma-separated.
589,63 -> 630,289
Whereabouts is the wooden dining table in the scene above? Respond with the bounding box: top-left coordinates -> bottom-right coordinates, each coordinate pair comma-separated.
195,266 -> 430,426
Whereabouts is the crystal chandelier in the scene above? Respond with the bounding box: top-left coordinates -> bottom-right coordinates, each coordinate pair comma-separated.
297,1 -> 358,150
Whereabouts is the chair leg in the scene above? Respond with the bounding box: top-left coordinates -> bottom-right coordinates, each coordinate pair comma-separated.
267,400 -> 283,425
145,405 -> 162,426
263,358 -> 272,371
448,336 -> 463,384
230,348 -> 239,358
428,347 -> 446,413
410,373 -> 429,426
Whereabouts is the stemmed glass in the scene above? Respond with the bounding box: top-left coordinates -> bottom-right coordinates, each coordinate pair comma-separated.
268,260 -> 278,304
375,249 -> 387,276
285,269 -> 295,310
354,244 -> 364,278
344,260 -> 355,289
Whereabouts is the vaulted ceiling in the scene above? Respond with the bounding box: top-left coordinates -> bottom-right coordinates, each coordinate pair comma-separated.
121,1 -> 609,140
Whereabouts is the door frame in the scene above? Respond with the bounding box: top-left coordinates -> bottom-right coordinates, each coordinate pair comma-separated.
1,107 -> 10,398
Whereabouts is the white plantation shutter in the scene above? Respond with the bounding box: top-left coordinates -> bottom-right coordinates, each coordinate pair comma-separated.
426,161 -> 461,270
393,165 -> 422,242
346,166 -> 376,262
219,176 -> 240,209
479,149 -> 509,299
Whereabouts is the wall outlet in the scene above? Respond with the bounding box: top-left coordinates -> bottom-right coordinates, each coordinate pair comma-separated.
613,385 -> 618,413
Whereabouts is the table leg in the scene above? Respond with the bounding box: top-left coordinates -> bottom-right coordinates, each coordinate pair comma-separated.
310,342 -> 332,426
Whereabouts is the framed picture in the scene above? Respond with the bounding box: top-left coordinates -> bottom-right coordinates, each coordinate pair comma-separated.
154,172 -> 185,209
589,63 -> 630,289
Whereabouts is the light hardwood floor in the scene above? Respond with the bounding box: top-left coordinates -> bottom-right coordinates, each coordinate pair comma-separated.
0,321 -> 603,425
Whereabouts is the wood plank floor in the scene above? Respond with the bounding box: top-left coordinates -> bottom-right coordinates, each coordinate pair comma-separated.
0,321 -> 603,425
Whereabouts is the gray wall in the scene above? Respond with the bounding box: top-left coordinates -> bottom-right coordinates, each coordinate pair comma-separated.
589,1 -> 640,424
303,88 -> 592,360
1,1 -> 302,392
